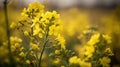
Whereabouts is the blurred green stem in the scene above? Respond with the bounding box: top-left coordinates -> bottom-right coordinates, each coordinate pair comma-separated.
4,0 -> 15,66
39,35 -> 48,67
39,25 -> 49,67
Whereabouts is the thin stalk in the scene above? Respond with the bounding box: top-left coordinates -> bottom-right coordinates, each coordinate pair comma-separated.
4,0 -> 15,66
39,26 -> 49,67
35,51 -> 39,67
39,35 -> 48,67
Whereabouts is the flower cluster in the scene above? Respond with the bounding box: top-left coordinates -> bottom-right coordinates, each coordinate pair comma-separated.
0,36 -> 26,65
83,32 -> 113,67
14,2 -> 66,67
69,56 -> 91,67
1,1 -> 115,67
68,28 -> 114,67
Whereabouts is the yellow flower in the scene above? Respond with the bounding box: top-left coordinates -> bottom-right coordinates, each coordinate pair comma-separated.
39,33 -> 43,38
31,14 -> 40,27
11,43 -> 20,52
24,31 -> 29,36
40,10 -> 60,24
33,24 -> 40,35
14,57 -> 20,62
11,45 -> 16,52
26,60 -> 30,64
49,25 -> 56,35
103,34 -> 112,44
17,38 -> 22,43
55,50 -> 60,55
85,45 -> 95,58
49,25 -> 61,36
87,33 -> 100,45
30,43 -> 40,51
30,51 -> 34,56
105,48 -> 114,56
14,43 -> 20,48
100,57 -> 111,67
69,56 -> 80,64
56,34 -> 66,49
29,2 -> 44,12
10,36 -> 22,44
19,52 -> 26,57
21,2 -> 44,18
40,16 -> 49,23
79,61 -> 91,67
52,11 -> 60,19
21,8 -> 28,17
53,58 -> 60,64
44,11 -> 53,20
61,66 -> 65,67
69,56 -> 91,67
20,47 -> 24,51
10,22 -> 17,29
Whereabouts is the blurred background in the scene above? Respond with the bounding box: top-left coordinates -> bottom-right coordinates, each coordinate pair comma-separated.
0,0 -> 120,67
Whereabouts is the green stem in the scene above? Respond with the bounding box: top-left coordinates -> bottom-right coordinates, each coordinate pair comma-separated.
39,26 -> 49,67
35,51 -> 39,67
39,35 -> 48,67
4,0 -> 15,66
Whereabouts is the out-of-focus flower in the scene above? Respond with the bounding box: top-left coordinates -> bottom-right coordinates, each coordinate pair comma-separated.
56,34 -> 66,49
87,33 -> 100,45
105,48 -> 114,56
69,56 -> 80,64
69,56 -> 91,67
10,22 -> 17,29
30,42 -> 40,51
103,34 -> 112,44
26,60 -> 30,64
19,52 -> 26,57
53,58 -> 60,64
55,50 -> 60,55
10,36 -> 22,44
21,2 -> 44,19
85,45 -> 95,58
100,57 -> 111,67
24,31 -> 29,36
79,61 -> 91,67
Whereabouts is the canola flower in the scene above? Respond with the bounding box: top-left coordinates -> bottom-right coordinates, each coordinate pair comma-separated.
87,33 -> 100,45
55,50 -> 61,55
102,34 -> 112,44
84,45 -> 95,58
0,36 -> 25,65
21,2 -> 44,19
15,2 -> 66,67
69,28 -> 114,67
69,56 -> 80,64
19,52 -> 26,57
53,58 -> 61,64
100,57 -> 111,67
26,59 -> 30,64
1,1 -> 115,67
0,1 -> 67,67
69,56 -> 91,67
83,32 -> 113,67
